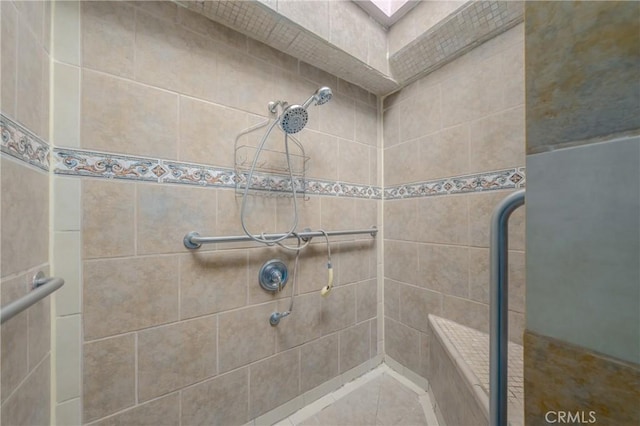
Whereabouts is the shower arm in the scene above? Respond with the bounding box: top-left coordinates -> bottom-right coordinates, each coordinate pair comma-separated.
183,227 -> 377,249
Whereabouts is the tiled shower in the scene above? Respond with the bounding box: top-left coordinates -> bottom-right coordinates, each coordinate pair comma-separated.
1,1 -> 638,426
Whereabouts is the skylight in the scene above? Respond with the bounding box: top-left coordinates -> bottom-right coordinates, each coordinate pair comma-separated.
354,0 -> 419,28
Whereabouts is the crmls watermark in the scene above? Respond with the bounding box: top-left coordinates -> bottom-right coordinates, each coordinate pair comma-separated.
545,411 -> 597,424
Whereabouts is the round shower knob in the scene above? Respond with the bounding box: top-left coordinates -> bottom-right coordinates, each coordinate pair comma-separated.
259,259 -> 288,292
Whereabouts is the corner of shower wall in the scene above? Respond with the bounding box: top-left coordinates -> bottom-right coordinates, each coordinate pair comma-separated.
382,21 -> 527,385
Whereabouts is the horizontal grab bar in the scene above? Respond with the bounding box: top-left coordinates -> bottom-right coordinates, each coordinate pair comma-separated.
184,226 -> 378,249
1,272 -> 65,325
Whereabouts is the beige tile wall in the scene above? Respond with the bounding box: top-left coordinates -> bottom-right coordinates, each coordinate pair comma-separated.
46,2 -> 530,424
1,2 -> 51,425
78,180 -> 379,424
383,24 -> 526,379
276,0 -> 388,75
50,2 -> 381,424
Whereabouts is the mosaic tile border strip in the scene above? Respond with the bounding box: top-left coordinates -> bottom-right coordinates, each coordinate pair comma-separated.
384,167 -> 525,200
390,0 -> 523,85
52,148 -> 382,199
0,114 -> 50,171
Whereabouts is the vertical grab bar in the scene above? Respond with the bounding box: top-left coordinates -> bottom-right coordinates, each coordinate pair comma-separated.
490,189 -> 525,426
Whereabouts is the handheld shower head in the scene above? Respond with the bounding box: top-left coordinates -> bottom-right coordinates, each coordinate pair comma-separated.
302,87 -> 333,109
314,87 -> 333,105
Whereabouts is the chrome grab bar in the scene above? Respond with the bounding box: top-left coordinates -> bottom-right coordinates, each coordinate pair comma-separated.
184,227 -> 377,249
0,272 -> 65,325
490,189 -> 525,426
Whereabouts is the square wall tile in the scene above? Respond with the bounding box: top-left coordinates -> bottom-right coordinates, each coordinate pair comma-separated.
180,250 -> 247,319
383,199 -> 417,242
81,70 -> 178,159
384,240 -> 419,285
385,317 -> 420,374
1,355 -> 50,426
419,124 -> 470,182
136,184 -> 217,255
81,1 -> 135,78
274,292 -> 324,352
83,334 -> 135,423
83,256 -> 179,340
278,0 -> 329,40
178,97 -> 248,169
339,322 -> 370,373
338,139 -> 370,185
300,334 -> 339,393
469,106 -> 525,173
318,93 -> 355,140
82,179 -> 135,259
416,195 -> 468,246
399,285 -> 442,333
138,316 -> 217,402
218,303 -> 277,373
249,349 -> 300,419
329,1 -> 368,63
418,244 -> 469,297
384,139 -> 422,186
0,158 -> 49,277
181,369 -> 249,426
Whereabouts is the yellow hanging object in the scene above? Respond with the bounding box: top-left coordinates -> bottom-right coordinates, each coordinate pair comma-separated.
320,265 -> 334,297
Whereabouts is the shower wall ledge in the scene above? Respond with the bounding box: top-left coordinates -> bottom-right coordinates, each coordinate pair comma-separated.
176,1 -> 523,96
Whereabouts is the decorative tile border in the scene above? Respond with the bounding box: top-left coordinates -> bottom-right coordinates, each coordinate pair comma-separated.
53,147 -> 520,201
0,114 -> 50,171
383,168 -> 525,200
306,179 -> 382,199
52,148 -> 382,199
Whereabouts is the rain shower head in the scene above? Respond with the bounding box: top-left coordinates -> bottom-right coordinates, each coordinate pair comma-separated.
302,87 -> 333,109
280,105 -> 309,134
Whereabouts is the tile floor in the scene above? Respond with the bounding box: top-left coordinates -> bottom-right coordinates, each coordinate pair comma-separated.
275,365 -> 439,426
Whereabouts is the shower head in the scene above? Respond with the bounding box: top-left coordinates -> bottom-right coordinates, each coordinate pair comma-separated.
279,87 -> 332,134
280,105 -> 309,134
302,87 -> 333,109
